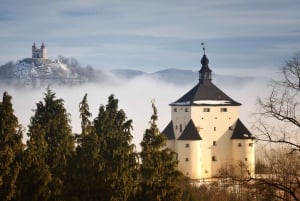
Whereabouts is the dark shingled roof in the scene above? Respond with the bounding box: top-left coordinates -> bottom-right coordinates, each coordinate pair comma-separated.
170,54 -> 241,107
231,119 -> 253,139
170,82 -> 241,106
161,121 -> 175,140
177,120 -> 202,140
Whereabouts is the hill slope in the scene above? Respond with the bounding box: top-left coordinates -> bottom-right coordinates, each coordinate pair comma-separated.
0,56 -> 106,87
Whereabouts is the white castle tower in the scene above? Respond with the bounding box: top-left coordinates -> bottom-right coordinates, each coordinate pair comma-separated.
162,52 -> 255,179
32,42 -> 47,59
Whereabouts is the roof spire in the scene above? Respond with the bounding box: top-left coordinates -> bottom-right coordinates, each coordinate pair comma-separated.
201,42 -> 206,54
32,41 -> 36,49
199,43 -> 212,84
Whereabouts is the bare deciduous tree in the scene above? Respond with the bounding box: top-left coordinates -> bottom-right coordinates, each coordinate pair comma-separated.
252,52 -> 300,201
218,53 -> 300,201
255,52 -> 300,153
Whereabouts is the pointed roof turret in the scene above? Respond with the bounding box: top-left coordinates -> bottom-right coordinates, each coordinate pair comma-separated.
32,42 -> 36,49
199,54 -> 212,84
231,119 -> 254,139
161,121 -> 175,140
177,120 -> 202,140
170,45 -> 241,107
41,42 -> 45,48
199,43 -> 212,84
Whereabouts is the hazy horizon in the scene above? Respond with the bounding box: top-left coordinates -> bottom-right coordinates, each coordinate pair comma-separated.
0,74 -> 269,150
1,0 -> 299,76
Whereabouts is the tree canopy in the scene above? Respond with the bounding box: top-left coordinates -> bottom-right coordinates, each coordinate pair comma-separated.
0,92 -> 24,201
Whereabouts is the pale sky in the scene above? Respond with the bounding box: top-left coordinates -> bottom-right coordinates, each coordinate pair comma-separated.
1,0 -> 300,75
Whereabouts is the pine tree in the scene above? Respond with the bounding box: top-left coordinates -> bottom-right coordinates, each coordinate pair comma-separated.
0,92 -> 24,201
29,88 -> 74,201
138,101 -> 183,201
94,94 -> 138,201
18,123 -> 52,201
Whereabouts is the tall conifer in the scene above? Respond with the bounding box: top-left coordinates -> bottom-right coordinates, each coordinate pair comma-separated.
0,92 -> 23,201
94,94 -> 138,201
138,101 -> 183,201
29,88 -> 74,201
65,93 -> 102,201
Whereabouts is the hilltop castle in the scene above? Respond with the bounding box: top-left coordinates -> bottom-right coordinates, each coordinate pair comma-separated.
32,42 -> 47,59
162,53 -> 255,180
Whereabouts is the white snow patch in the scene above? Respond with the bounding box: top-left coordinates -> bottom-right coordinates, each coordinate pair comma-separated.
193,100 -> 231,105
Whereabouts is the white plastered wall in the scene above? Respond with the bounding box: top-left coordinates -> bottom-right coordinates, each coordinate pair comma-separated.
231,139 -> 255,177
191,105 -> 240,178
176,140 -> 202,179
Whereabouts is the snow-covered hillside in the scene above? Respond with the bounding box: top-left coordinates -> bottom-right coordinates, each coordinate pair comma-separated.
0,57 -> 104,87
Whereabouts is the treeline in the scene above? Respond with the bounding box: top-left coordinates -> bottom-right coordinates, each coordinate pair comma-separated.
0,88 -> 201,201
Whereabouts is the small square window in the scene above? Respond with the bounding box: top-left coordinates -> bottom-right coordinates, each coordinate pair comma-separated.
229,126 -> 232,130
249,143 -> 253,147
245,158 -> 248,161
174,108 -> 177,112
213,141 -> 216,146
185,143 -> 189,148
185,158 -> 189,162
185,108 -> 188,112
203,108 -> 210,112
220,108 -> 227,112
238,143 -> 242,147
214,127 -> 216,131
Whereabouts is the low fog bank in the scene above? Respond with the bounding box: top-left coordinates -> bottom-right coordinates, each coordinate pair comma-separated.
0,75 -> 270,149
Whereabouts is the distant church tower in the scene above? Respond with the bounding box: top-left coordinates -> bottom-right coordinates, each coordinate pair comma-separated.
32,42 -> 47,59
162,50 -> 255,179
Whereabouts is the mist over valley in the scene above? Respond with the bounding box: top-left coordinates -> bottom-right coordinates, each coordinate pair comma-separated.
0,56 -> 270,147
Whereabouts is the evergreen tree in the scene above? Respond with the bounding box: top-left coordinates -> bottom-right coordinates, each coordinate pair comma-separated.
29,88 -> 74,201
0,92 -> 24,201
79,93 -> 92,137
138,101 -> 183,201
18,124 -> 52,201
65,93 -> 102,201
94,94 -> 138,201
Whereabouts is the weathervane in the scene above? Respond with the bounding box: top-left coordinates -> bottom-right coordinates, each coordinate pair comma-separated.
201,42 -> 206,54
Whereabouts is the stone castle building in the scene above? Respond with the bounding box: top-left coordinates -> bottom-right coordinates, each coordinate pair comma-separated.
162,53 -> 255,180
32,42 -> 47,59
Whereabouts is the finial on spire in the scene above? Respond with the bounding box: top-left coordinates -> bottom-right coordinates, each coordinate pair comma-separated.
201,42 -> 206,54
